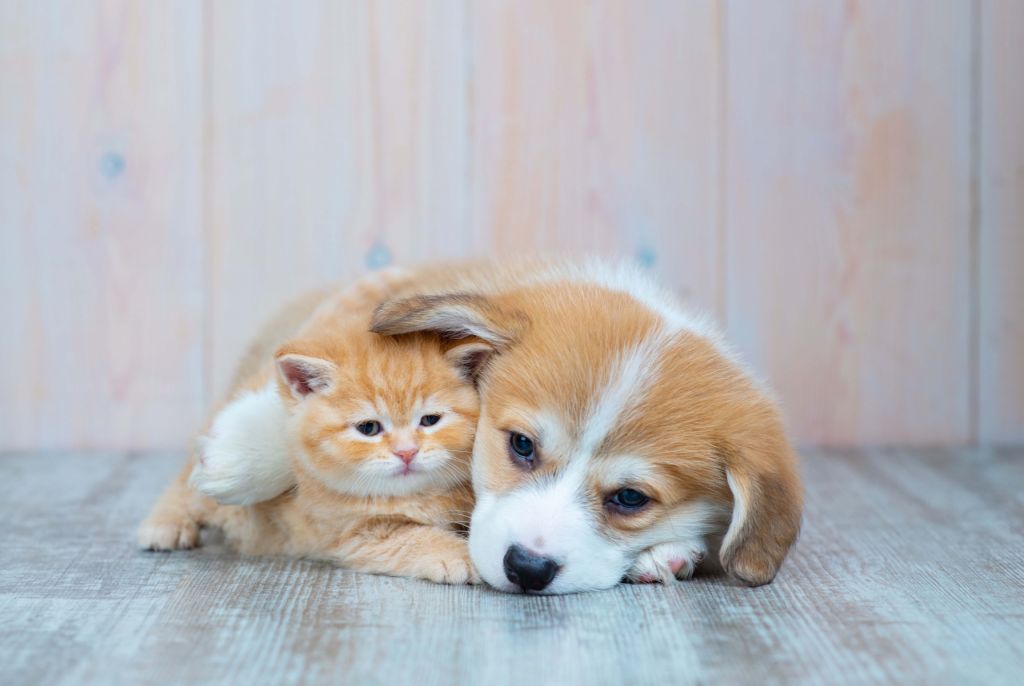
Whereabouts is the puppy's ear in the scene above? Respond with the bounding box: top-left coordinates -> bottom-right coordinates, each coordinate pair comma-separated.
719,420 -> 803,586
275,349 -> 336,399
370,293 -> 524,349
443,338 -> 496,383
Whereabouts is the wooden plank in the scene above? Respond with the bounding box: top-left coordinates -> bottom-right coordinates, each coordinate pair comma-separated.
978,0 -> 1024,444
1,448 -> 1022,684
467,0 -> 722,315
206,1 -> 471,400
723,2 -> 973,444
0,1 -> 205,450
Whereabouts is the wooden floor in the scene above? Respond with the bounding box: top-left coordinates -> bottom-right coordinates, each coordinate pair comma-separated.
1,448 -> 1022,686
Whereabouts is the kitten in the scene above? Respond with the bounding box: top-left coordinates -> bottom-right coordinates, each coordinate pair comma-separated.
138,275 -> 489,584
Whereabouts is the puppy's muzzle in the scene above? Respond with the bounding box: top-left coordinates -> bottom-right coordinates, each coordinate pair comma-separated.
503,544 -> 559,592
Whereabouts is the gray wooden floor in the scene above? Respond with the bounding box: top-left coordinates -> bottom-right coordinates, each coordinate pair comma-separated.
1,448 -> 1022,686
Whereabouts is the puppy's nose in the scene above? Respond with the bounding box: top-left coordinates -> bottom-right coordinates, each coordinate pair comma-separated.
503,544 -> 559,592
393,448 -> 418,464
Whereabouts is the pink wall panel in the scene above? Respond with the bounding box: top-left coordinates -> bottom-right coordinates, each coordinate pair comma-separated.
206,1 -> 473,400
0,1 -> 205,449
723,1 -> 973,444
0,1 -> 1019,449
978,0 -> 1024,444
467,0 -> 722,316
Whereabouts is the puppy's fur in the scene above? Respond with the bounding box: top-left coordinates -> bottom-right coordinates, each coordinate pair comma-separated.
371,259 -> 802,592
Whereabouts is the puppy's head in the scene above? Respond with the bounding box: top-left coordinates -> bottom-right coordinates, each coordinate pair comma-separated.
372,275 -> 802,593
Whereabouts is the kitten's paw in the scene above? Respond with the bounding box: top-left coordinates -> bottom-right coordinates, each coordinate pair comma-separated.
422,553 -> 481,585
626,541 -> 706,584
137,516 -> 199,551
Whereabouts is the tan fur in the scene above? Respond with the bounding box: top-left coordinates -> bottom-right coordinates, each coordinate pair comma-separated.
138,270 -> 483,584
369,261 -> 803,588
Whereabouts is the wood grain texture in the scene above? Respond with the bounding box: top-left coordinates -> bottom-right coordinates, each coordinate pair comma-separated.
978,0 -> 1024,444
206,0 -> 473,401
467,0 -> 722,315
0,1 -> 205,449
723,1 -> 974,445
1,448 -> 1022,685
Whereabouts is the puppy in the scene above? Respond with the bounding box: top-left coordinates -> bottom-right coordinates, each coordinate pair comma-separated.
370,259 -> 802,592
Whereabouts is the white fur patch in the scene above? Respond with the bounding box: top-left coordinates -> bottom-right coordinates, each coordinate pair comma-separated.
626,540 -> 708,583
720,470 -> 747,556
190,382 -> 295,505
580,332 -> 669,455
468,460 -> 630,594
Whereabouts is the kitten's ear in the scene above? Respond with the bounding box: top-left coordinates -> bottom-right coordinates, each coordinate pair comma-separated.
444,338 -> 495,383
370,293 -> 525,349
275,352 -> 336,399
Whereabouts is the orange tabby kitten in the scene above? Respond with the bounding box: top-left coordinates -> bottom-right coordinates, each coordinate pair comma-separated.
138,275 -> 489,584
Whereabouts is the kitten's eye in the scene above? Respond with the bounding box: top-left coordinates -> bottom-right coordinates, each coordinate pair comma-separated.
355,420 -> 382,437
509,432 -> 536,467
607,488 -> 650,513
419,414 -> 442,427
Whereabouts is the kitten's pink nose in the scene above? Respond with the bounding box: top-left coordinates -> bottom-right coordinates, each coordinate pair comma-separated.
393,448 -> 419,464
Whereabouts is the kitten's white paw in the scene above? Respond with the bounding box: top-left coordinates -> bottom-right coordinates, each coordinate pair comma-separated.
137,517 -> 199,551
626,541 -> 707,584
190,384 -> 295,505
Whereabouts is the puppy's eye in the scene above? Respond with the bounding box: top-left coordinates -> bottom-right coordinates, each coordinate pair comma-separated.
607,488 -> 650,512
509,432 -> 536,466
355,420 -> 382,436
419,414 -> 442,427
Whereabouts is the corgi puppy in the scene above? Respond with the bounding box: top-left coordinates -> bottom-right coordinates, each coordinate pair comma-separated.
370,259 -> 803,592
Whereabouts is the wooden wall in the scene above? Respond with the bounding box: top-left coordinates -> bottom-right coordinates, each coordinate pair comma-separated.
1,1 -> 1020,450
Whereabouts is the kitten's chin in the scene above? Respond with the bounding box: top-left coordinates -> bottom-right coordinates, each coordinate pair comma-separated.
337,466 -> 458,498
368,471 -> 450,496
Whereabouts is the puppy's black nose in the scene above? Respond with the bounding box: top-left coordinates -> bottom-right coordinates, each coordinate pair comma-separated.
503,544 -> 559,592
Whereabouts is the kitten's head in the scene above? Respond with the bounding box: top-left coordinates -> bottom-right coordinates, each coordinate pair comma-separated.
274,332 -> 490,496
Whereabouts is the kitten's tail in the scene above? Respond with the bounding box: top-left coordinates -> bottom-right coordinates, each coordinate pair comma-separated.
190,382 -> 296,505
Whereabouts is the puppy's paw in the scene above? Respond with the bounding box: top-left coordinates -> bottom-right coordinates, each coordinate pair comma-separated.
137,516 -> 199,551
626,541 -> 706,584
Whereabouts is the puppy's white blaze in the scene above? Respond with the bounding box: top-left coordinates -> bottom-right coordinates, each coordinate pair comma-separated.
580,332 -> 667,456
191,383 -> 294,505
469,458 -> 628,594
